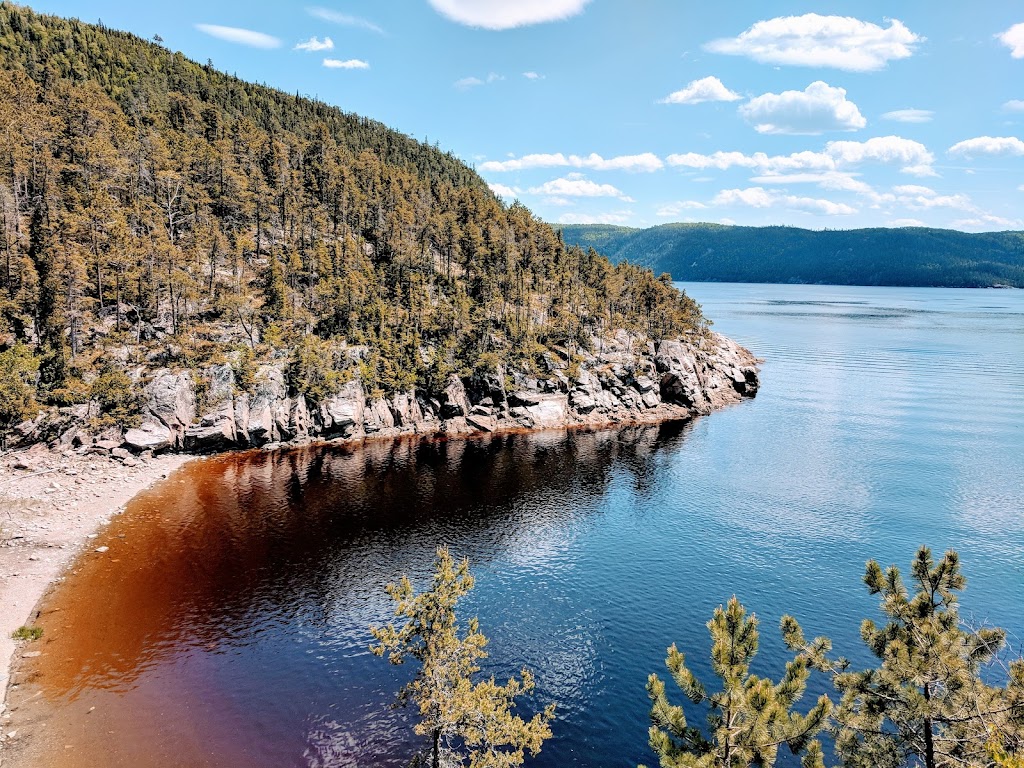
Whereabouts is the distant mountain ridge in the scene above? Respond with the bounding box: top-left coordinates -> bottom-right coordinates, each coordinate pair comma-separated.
557,223 -> 1024,288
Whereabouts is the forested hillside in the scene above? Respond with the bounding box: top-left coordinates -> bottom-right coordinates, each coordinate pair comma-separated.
559,223 -> 1024,288
0,5 -> 708,441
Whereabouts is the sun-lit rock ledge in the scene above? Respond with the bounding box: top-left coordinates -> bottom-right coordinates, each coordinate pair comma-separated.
8,331 -> 759,458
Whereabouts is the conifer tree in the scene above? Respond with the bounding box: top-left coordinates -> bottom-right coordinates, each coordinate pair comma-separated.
831,547 -> 1024,768
644,597 -> 831,768
0,341 -> 38,447
371,547 -> 555,768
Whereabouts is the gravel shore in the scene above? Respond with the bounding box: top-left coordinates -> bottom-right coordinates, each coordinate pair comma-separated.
0,445 -> 194,749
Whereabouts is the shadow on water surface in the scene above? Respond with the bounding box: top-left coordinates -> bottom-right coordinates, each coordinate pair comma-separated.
9,421 -> 693,768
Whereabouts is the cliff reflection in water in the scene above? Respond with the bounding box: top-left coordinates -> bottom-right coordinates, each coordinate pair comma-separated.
14,422 -> 692,768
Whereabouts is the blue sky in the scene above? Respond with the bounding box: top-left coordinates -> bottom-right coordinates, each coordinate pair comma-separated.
27,0 -> 1024,231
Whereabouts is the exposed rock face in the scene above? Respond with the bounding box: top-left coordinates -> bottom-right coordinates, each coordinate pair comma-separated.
16,330 -> 760,457
144,370 -> 196,449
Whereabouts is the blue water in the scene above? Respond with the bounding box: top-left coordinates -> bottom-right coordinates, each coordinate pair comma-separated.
28,284 -> 1024,767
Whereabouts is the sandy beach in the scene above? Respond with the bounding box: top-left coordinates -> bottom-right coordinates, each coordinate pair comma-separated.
0,446 -> 194,753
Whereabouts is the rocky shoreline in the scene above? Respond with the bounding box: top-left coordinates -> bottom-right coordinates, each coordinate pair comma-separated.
0,329 -> 759,751
9,331 -> 760,459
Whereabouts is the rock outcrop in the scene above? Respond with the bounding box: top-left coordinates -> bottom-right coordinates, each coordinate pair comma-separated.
11,331 -> 759,457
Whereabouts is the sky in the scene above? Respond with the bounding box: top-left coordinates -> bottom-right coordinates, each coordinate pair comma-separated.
25,0 -> 1024,231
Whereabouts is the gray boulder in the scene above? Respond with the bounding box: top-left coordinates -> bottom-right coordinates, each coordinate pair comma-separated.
124,422 -> 172,453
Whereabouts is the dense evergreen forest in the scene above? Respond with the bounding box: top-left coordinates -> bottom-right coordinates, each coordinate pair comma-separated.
0,5 -> 704,433
558,223 -> 1024,288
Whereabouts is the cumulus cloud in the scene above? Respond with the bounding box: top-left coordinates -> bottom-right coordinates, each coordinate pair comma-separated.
740,81 -> 866,135
882,108 -> 933,123
660,76 -> 741,105
528,174 -> 632,201
998,23 -> 1024,59
706,14 -> 921,72
480,152 -> 662,173
307,7 -> 384,34
295,36 -> 333,52
523,71 -> 545,80
428,0 -> 590,30
668,137 -> 934,177
488,183 -> 520,198
948,136 -> 1024,157
713,187 -> 857,215
557,211 -> 633,225
323,58 -> 369,70
889,218 -> 926,227
1003,100 -> 1024,112
195,24 -> 281,48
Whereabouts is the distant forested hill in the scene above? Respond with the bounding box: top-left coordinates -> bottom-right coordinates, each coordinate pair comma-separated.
557,223 -> 1024,288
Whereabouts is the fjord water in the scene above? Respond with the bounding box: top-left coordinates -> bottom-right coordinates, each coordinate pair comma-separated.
17,284 -> 1024,767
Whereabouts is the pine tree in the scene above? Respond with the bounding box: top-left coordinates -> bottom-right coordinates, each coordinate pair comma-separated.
832,547 -> 1024,768
370,546 -> 555,768
0,341 -> 38,447
644,597 -> 831,768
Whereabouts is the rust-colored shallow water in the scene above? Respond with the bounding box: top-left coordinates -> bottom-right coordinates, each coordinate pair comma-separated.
7,427 -> 692,767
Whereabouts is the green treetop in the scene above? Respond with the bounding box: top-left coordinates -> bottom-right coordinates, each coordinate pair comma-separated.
644,596 -> 831,768
370,546 -> 555,768
831,547 -> 1024,768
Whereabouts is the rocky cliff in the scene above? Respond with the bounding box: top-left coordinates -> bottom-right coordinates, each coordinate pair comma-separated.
8,331 -> 759,457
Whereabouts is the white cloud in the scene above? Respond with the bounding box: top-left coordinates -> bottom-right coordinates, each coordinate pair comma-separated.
295,36 -> 333,52
572,152 -> 663,172
488,183 -> 520,198
428,0 -> 590,30
657,201 -> 708,217
953,214 -> 1024,230
195,24 -> 281,49
900,192 -> 974,211
523,71 -> 545,80
750,171 -> 872,194
307,7 -> 384,34
557,211 -> 633,225
323,58 -> 369,70
543,197 -> 574,206
529,175 -> 632,201
1003,100 -> 1024,112
668,136 -> 934,176
713,186 -> 857,215
706,14 -> 921,72
660,76 -> 741,105
827,136 -> 935,170
480,152 -> 662,173
480,153 -> 568,171
667,151 -> 763,171
889,218 -> 926,227
901,164 -> 939,178
1019,185 -> 1024,192
998,23 -> 1024,59
740,81 -> 866,135
881,108 -> 933,123
892,184 -> 936,196
948,136 -> 1024,157
455,73 -> 503,89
